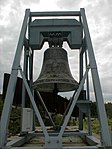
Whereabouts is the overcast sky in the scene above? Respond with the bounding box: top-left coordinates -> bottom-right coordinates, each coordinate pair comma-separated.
0,0 -> 112,102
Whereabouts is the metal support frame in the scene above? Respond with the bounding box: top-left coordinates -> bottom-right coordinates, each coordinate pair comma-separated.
0,9 -> 30,146
0,8 -> 112,149
80,8 -> 112,147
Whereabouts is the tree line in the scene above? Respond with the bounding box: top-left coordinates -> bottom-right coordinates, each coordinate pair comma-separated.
0,94 -> 112,119
91,102 -> 112,118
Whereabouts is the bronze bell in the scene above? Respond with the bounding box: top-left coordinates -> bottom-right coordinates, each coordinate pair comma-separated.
32,47 -> 79,92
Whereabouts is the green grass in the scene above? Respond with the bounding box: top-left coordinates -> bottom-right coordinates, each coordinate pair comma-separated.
0,95 -> 21,136
8,107 -> 21,136
83,118 -> 112,135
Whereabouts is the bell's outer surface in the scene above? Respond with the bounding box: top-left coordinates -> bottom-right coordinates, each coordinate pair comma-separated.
32,47 -> 79,92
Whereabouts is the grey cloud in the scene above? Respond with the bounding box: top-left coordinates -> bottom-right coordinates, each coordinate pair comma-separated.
22,0 -> 40,5
84,1 -> 112,102
0,0 -> 9,6
56,0 -> 80,9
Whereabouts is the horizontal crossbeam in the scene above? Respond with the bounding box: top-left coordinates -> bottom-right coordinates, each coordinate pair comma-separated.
3,146 -> 98,149
30,11 -> 80,17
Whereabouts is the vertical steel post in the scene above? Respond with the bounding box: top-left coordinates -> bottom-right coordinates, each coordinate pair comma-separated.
79,49 -> 84,130
21,47 -> 28,110
0,9 -> 30,147
85,50 -> 92,135
29,50 -> 35,131
80,8 -> 112,147
21,47 -> 29,133
28,15 -> 35,131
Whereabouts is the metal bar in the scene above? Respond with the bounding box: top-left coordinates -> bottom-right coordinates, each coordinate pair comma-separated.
36,91 -> 55,127
28,13 -> 35,131
22,47 -> 28,108
0,9 -> 30,147
7,137 -> 28,147
80,8 -> 112,147
19,68 -> 49,139
6,147 -> 98,149
29,49 -> 33,83
30,11 -> 80,17
86,135 -> 100,146
21,47 -> 28,133
85,50 -> 90,101
85,50 -> 92,135
29,131 -> 88,137
59,90 -> 77,127
6,134 -> 34,147
29,50 -> 35,131
58,68 -> 89,139
79,48 -> 84,130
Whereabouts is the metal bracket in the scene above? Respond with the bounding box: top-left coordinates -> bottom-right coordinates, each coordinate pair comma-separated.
47,32 -> 64,47
45,137 -> 62,149
29,19 -> 82,50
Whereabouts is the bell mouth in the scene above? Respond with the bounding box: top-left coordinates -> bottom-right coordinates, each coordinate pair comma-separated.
33,81 -> 79,93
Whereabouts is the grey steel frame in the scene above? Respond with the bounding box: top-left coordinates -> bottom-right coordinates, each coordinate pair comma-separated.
0,8 -> 112,149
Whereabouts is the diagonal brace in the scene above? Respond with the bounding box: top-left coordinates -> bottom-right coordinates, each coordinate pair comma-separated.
19,67 -> 49,139
36,91 -> 55,127
58,67 -> 90,139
